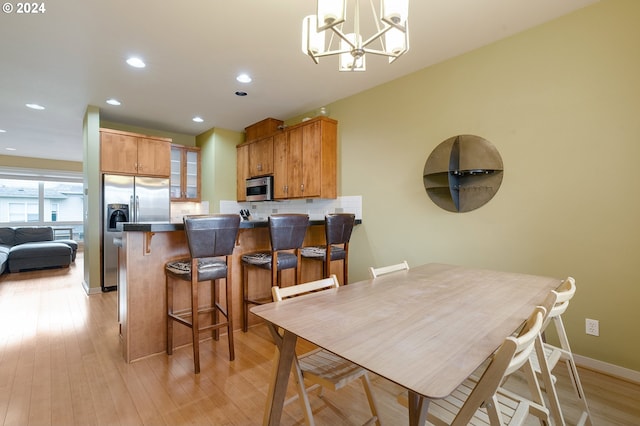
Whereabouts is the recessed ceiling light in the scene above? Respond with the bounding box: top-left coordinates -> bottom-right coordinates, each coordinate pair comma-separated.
126,57 -> 146,68
106,99 -> 121,106
5,147 -> 16,151
26,103 -> 45,110
192,116 -> 204,123
235,91 -> 248,97
236,73 -> 252,83
0,129 -> 6,133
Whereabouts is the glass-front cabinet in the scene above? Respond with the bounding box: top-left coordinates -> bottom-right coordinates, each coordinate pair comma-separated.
170,145 -> 201,201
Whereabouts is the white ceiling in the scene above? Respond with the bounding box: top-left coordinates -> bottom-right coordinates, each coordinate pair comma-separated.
0,0 -> 598,163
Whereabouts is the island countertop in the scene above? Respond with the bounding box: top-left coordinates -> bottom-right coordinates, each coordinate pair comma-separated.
118,218 -> 360,232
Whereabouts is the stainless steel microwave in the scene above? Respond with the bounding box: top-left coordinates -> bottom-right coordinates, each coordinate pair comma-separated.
245,176 -> 273,201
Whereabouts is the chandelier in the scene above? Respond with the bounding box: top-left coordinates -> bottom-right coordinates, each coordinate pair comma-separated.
302,0 -> 409,72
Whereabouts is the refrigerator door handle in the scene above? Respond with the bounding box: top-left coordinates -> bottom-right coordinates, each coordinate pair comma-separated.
135,195 -> 140,222
130,195 -> 135,222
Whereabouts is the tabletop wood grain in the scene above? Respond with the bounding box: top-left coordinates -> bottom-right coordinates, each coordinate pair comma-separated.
252,263 -> 560,400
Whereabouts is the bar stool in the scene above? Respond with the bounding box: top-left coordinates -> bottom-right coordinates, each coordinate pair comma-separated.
301,213 -> 355,284
165,214 -> 240,374
241,214 -> 309,332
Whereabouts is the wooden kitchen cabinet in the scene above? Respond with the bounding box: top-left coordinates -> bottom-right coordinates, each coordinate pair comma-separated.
100,128 -> 171,177
235,135 -> 274,199
236,143 -> 250,202
245,117 -> 283,142
249,136 -> 274,177
273,132 -> 291,199
237,116 -> 337,201
273,117 -> 337,199
170,144 -> 201,201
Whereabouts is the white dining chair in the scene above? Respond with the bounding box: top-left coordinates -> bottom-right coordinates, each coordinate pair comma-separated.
530,277 -> 592,426
398,305 -> 551,425
271,275 -> 381,426
368,260 -> 409,278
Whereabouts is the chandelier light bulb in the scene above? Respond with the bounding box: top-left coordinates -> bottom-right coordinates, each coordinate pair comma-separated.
339,33 -> 365,71
382,0 -> 409,27
385,27 -> 405,55
317,0 -> 345,30
302,15 -> 325,56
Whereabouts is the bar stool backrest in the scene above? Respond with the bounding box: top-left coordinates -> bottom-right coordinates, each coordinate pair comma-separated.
183,214 -> 240,259
325,213 -> 355,245
269,214 -> 309,251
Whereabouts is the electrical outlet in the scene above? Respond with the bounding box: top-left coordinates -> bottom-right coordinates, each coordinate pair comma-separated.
586,318 -> 599,336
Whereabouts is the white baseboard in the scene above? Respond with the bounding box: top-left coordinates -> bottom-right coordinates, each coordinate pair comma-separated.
82,280 -> 103,295
574,353 -> 640,384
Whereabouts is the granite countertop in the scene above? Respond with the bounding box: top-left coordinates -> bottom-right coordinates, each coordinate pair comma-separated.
117,218 -> 360,232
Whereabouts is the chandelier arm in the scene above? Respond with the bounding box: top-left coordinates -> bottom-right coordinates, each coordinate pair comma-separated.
362,47 -> 406,58
361,26 -> 393,49
369,0 -> 383,33
306,51 -> 320,64
313,48 -> 353,58
329,26 -> 357,49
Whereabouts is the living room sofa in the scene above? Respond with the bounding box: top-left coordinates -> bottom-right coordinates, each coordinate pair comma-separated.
0,227 -> 78,274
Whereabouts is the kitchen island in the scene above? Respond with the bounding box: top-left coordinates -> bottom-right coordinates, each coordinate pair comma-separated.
115,219 -> 353,363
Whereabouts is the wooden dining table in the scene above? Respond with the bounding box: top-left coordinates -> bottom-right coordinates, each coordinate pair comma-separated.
251,263 -> 562,425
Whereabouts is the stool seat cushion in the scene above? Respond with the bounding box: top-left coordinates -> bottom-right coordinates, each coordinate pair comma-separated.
166,257 -> 228,281
242,251 -> 298,270
301,245 -> 347,261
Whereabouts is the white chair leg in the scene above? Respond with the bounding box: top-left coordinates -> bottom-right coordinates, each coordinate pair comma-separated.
564,356 -> 592,425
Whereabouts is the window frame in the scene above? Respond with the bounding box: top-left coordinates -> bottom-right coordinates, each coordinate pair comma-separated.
0,167 -> 84,240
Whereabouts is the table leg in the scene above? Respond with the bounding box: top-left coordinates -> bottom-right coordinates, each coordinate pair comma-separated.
263,325 -> 298,426
407,390 -> 429,426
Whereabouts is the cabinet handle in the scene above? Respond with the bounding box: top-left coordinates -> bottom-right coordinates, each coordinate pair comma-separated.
300,184 -> 304,192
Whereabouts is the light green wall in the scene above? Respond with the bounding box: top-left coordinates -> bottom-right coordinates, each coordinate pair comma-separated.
326,0 -> 640,371
83,106 -> 101,291
196,127 -> 244,212
0,155 -> 82,171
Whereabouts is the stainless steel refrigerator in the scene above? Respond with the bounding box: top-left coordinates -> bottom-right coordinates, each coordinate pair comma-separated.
102,174 -> 170,291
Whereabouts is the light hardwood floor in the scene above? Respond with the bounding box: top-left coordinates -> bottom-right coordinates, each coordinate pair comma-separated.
1,253 -> 639,425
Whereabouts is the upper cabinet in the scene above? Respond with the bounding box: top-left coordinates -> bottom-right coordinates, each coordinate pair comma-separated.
274,118 -> 337,199
237,116 -> 337,201
236,144 -> 249,202
248,136 -> 274,177
100,128 -> 171,177
170,144 -> 201,201
245,118 -> 283,142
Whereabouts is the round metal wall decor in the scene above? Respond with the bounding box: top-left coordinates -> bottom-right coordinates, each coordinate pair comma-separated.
423,135 -> 504,213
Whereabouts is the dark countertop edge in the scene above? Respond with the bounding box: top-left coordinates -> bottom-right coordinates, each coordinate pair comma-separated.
118,219 -> 361,232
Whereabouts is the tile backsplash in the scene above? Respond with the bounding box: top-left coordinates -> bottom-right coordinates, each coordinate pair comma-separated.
220,196 -> 362,221
170,201 -> 210,223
